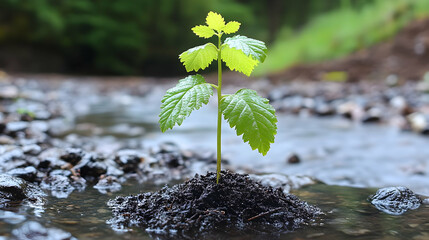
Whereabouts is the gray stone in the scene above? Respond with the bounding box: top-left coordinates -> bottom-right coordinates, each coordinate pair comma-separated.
0,85 -> 19,99
7,167 -> 38,182
22,144 -> 42,155
40,175 -> 75,199
0,174 -> 45,203
0,135 -> 15,145
115,149 -> 142,173
94,176 -> 121,194
370,187 -> 421,215
11,221 -> 77,240
60,148 -> 84,165
287,153 -> 301,164
6,121 -> 29,133
72,153 -> 107,179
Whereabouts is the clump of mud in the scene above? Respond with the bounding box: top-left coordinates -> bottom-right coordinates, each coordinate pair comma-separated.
108,171 -> 322,236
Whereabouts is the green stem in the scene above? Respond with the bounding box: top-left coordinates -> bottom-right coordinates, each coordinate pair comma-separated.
216,34 -> 222,184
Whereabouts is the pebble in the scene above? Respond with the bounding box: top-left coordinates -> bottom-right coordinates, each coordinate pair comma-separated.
6,121 -> 29,133
0,85 -> 19,99
93,176 -> 121,194
287,153 -> 301,164
0,135 -> 14,145
11,221 -> 77,240
370,187 -> 421,215
22,144 -> 42,155
7,166 -> 38,182
407,112 -> 428,133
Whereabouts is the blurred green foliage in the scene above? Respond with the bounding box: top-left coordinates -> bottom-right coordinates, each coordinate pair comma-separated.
256,0 -> 429,75
0,0 -> 363,75
1,0 -> 426,76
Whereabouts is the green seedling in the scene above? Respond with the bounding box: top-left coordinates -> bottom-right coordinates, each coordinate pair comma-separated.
159,12 -> 278,183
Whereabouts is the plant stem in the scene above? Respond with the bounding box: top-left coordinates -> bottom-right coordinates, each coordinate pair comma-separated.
216,34 -> 222,184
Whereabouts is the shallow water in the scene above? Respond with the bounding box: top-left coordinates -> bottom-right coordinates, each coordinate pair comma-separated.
1,182 -> 428,240
2,83 -> 429,239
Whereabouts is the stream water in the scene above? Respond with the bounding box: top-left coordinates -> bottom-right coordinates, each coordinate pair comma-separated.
1,182 -> 428,240
2,83 -> 429,239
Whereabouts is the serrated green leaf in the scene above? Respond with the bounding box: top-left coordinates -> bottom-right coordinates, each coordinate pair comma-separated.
220,89 -> 277,155
192,25 -> 215,38
159,75 -> 213,132
221,45 -> 258,76
223,35 -> 267,62
179,43 -> 218,72
223,21 -> 240,34
206,11 -> 225,31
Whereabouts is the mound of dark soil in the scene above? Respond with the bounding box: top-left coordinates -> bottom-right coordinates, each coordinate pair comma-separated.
108,171 -> 321,236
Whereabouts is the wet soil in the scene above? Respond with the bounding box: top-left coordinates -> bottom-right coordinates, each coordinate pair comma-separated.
270,18 -> 429,82
108,171 -> 322,237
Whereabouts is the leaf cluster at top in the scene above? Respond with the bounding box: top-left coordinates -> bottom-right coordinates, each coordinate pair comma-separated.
179,11 -> 267,76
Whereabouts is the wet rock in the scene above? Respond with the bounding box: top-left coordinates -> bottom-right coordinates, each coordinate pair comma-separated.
47,118 -> 74,136
60,148 -> 84,165
370,187 -> 422,215
94,176 -> 121,194
314,103 -> 335,116
362,107 -> 382,123
70,176 -> 87,192
38,157 -> 68,172
49,169 -> 72,177
22,144 -> 42,155
38,148 -> 65,161
115,149 -> 143,173
0,135 -> 15,144
0,174 -> 45,203
287,153 -> 301,164
11,221 -> 77,240
28,120 -> 50,133
108,171 -> 321,236
160,152 -> 186,168
337,101 -> 364,120
6,121 -> 29,134
106,165 -> 124,177
407,112 -> 429,134
0,147 -> 25,163
72,154 -> 107,179
7,167 -> 38,182
0,85 -> 19,99
390,96 -> 407,111
40,175 -> 75,198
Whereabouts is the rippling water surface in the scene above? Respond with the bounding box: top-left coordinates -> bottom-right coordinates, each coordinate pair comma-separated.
4,85 -> 428,239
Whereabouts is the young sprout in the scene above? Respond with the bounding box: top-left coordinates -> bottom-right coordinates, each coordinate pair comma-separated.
159,12 -> 277,183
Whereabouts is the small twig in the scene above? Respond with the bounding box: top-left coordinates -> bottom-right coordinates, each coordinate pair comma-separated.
247,207 -> 282,221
